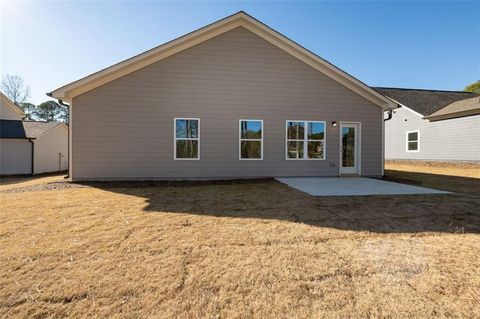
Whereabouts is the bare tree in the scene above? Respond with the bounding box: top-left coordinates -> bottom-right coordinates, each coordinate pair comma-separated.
1,74 -> 31,105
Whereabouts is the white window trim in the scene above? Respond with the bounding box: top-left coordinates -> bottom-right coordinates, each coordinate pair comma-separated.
174,117 -> 200,160
406,130 -> 420,152
239,119 -> 263,160
285,120 -> 326,160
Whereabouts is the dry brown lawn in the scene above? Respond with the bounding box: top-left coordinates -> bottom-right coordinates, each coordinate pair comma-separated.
386,160 -> 480,179
385,160 -> 479,196
1,171 -> 479,318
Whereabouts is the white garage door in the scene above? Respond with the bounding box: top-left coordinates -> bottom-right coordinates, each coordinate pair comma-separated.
0,138 -> 32,175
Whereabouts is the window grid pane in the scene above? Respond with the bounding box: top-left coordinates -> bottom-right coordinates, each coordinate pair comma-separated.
308,141 -> 324,159
241,141 -> 262,159
307,122 -> 325,140
406,131 -> 419,151
241,120 -> 262,140
176,119 -> 199,139
287,121 -> 325,160
287,121 -> 305,140
306,121 -> 325,159
176,140 -> 199,159
408,132 -> 418,141
175,118 -> 199,159
287,141 -> 304,159
240,120 -> 263,159
286,121 -> 306,160
408,141 -> 418,151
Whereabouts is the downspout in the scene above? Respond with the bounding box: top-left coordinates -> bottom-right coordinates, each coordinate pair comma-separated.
384,104 -> 400,121
28,139 -> 35,175
384,110 -> 392,121
382,104 -> 399,177
47,92 -> 70,178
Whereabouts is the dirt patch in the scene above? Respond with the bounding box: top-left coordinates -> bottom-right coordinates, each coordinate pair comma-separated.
0,174 -> 67,191
1,181 -> 88,193
0,178 -> 274,193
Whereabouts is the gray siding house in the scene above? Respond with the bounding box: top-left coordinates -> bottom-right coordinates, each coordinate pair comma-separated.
377,88 -> 480,162
49,12 -> 395,181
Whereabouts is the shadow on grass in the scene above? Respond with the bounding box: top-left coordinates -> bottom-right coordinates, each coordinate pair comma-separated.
77,176 -> 480,234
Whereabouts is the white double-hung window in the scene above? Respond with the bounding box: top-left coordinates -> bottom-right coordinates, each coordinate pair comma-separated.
406,130 -> 419,152
174,118 -> 200,159
239,119 -> 263,160
286,121 -> 326,160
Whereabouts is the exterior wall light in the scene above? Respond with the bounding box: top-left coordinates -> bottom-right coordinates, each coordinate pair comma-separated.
332,121 -> 337,127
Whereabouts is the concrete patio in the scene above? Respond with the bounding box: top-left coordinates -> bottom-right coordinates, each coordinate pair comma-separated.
275,177 -> 449,196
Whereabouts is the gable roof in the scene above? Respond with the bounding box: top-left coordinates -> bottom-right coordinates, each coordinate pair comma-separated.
0,120 -> 65,139
49,11 -> 395,110
373,87 -> 478,116
0,91 -> 25,117
424,96 -> 480,121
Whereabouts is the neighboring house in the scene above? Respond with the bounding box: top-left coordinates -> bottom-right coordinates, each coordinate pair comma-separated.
376,87 -> 480,162
49,11 -> 395,181
0,92 -> 68,175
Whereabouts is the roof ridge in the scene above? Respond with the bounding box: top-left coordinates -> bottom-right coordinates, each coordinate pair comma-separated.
374,86 -> 477,94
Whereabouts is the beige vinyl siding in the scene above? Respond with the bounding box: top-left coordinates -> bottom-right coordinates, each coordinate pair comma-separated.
0,139 -> 32,175
33,125 -> 68,174
0,100 -> 23,120
72,27 -> 383,180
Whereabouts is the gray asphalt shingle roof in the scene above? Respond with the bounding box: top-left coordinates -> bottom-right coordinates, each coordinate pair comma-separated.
373,87 -> 479,116
425,96 -> 480,121
0,120 -> 62,139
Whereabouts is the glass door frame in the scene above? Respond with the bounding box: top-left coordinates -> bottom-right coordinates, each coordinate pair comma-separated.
339,122 -> 361,175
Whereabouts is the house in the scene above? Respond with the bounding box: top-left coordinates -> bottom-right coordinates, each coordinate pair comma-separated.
0,92 -> 68,175
48,11 -> 396,181
376,87 -> 480,162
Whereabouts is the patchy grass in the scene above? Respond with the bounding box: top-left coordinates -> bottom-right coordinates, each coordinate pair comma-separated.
1,173 -> 479,318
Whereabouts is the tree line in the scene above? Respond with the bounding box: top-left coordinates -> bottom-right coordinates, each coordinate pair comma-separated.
1,75 -> 68,123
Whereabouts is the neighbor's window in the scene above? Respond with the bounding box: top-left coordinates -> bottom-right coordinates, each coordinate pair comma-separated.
406,130 -> 419,152
175,118 -> 199,159
286,121 -> 325,159
240,120 -> 263,160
